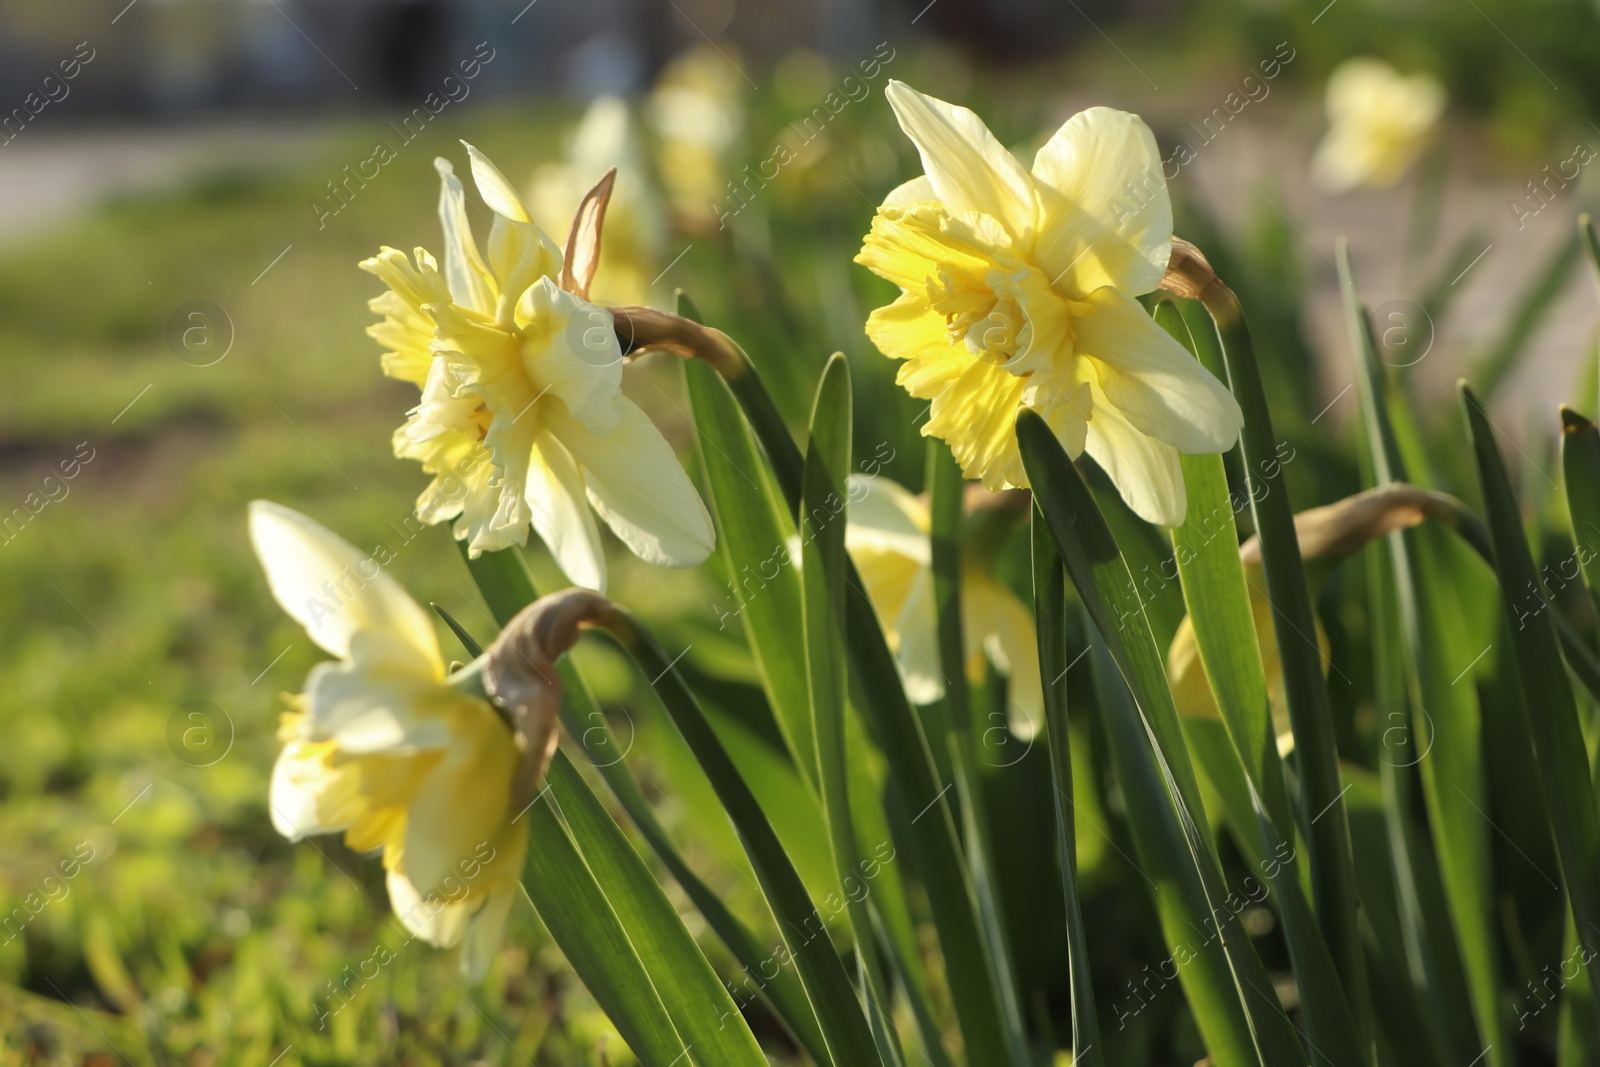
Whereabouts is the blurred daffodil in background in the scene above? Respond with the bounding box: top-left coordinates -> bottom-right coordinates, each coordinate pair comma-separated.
1313,57 -> 1446,192
857,81 -> 1242,527
648,44 -> 746,229
249,501 -> 526,979
846,474 -> 1042,738
361,144 -> 714,590
527,95 -> 668,307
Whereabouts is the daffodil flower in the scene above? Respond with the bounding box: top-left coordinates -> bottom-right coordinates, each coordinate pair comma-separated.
1312,58 -> 1445,193
857,81 -> 1243,527
528,95 -> 669,307
846,474 -> 1042,738
362,144 -> 715,590
249,501 -> 530,978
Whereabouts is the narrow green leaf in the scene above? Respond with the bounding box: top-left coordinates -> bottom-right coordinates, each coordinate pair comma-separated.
1560,407 -> 1600,619
1197,284 -> 1371,1045
1019,408 -> 1306,1067
1341,242 -> 1506,1064
520,791 -> 692,1066
545,753 -> 771,1066
683,350 -> 945,1062
682,357 -> 817,781
927,438 -> 1029,1067
1031,504 -> 1102,1065
1153,300 -> 1292,840
802,355 -> 902,1066
1460,381 -> 1600,1024
713,333 -> 1016,1064
602,608 -> 884,1067
431,601 -> 484,657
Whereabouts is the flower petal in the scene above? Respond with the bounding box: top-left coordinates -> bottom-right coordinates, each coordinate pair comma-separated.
459,882 -> 517,979
248,501 -> 442,668
553,398 -> 716,570
924,357 -> 1028,490
883,80 -> 1036,239
890,568 -> 945,705
301,654 -> 455,754
1083,389 -> 1187,527
268,741 -> 344,841
435,158 -> 497,316
844,474 -> 930,564
388,867 -> 474,948
463,141 -> 532,223
964,576 -> 1042,741
398,702 -> 516,899
1077,286 -> 1242,453
526,430 -> 608,592
1030,106 -> 1173,297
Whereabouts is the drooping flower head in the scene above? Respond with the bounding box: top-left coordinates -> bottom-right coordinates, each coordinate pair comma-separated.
362,144 -> 715,591
249,501 -> 530,978
857,81 -> 1243,527
1312,58 -> 1445,193
846,474 -> 1042,738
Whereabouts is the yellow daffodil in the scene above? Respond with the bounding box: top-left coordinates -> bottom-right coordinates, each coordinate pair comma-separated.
846,474 -> 1042,738
361,144 -> 714,591
528,95 -> 668,307
1312,58 -> 1445,192
249,501 -> 526,978
857,81 -> 1243,528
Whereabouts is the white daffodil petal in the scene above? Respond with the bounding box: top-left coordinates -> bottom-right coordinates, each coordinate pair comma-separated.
892,569 -> 946,705
883,80 -> 1035,239
966,578 -> 1043,741
1030,106 -> 1173,297
268,741 -> 344,841
435,158 -> 497,316
388,867 -> 474,948
463,141 -> 532,223
1084,394 -> 1187,528
526,431 -> 608,592
520,278 -> 625,434
399,706 -> 516,898
301,655 -> 454,754
554,398 -> 715,570
843,474 -> 930,563
882,174 -> 935,208
459,883 -> 517,980
1077,287 -> 1242,453
248,501 -> 442,667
